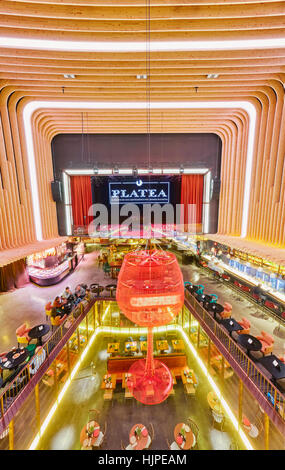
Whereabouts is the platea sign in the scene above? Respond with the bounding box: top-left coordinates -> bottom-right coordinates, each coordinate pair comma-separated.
109,180 -> 170,204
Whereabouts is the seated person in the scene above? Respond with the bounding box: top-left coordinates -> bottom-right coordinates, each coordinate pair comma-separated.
74,284 -> 86,304
61,286 -> 75,302
53,296 -> 62,309
84,288 -> 92,302
51,306 -> 64,318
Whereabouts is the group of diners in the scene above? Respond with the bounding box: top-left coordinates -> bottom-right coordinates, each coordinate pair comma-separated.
45,283 -> 91,319
185,282 -> 285,391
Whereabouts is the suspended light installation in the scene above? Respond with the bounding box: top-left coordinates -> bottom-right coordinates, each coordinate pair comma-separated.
116,249 -> 184,404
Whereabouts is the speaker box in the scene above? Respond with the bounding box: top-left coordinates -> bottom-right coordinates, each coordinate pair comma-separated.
210,178 -> 221,200
51,180 -> 63,202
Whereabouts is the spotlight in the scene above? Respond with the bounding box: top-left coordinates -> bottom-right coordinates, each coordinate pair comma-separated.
113,166 -> 119,175
180,165 -> 184,174
133,167 -> 138,177
93,167 -> 98,175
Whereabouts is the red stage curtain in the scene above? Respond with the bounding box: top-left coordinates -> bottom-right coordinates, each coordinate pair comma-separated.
70,176 -> 93,227
180,174 -> 204,231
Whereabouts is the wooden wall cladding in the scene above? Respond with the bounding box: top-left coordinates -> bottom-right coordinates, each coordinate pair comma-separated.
0,0 -> 284,250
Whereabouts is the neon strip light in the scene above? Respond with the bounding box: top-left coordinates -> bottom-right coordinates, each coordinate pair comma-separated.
23,101 -> 256,241
28,323 -> 253,450
1,37 -> 285,52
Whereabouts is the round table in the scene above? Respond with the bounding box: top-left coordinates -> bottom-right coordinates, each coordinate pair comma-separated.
80,421 -> 100,449
105,284 -> 117,298
129,424 -> 149,450
186,284 -> 199,294
29,324 -> 50,345
90,284 -> 104,296
207,391 -> 223,413
196,293 -> 213,304
237,334 -> 262,356
0,348 -> 28,370
205,303 -> 224,319
174,423 -> 194,450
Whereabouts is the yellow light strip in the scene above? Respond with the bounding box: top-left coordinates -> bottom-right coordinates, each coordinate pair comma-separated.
178,327 -> 253,450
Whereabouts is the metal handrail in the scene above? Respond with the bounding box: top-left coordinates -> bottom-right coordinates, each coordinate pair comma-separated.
185,288 -> 285,434
0,295 -> 112,433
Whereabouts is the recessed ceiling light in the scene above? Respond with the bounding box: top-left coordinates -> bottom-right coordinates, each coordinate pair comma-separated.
207,73 -> 219,79
63,74 -> 76,79
136,74 -> 147,79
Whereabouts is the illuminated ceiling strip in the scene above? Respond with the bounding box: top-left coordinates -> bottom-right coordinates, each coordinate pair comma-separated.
23,101 -> 255,241
29,324 -> 253,450
1,37 -> 285,52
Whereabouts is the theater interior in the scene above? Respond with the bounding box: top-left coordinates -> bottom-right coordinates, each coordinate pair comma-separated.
0,0 -> 284,452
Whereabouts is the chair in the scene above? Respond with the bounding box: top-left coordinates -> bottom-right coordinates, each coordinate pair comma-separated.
45,302 -> 53,321
16,323 -> 31,347
95,421 -> 107,449
145,422 -> 154,449
212,409 -> 225,430
256,331 -> 274,355
196,285 -> 204,295
237,317 -> 251,335
88,409 -> 100,422
209,294 -> 218,303
50,315 -> 67,331
221,302 -> 232,319
186,417 -> 199,449
103,389 -> 113,401
166,439 -> 181,450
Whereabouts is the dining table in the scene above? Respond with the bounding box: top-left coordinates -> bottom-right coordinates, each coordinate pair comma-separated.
140,341 -> 147,352
156,340 -> 169,352
181,368 -> 197,385
107,343 -> 120,354
125,341 -> 137,352
257,355 -> 285,384
207,391 -> 223,414
172,339 -> 185,351
80,420 -> 101,449
174,423 -> 195,450
220,318 -> 243,337
236,334 -> 262,356
101,373 -> 116,389
0,347 -> 29,371
129,424 -> 150,450
28,324 -> 50,346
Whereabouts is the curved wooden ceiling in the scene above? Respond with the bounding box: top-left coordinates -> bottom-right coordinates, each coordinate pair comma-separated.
0,0 -> 284,100
0,1 -> 285,252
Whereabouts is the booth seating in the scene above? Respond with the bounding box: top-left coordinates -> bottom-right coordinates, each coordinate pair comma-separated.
16,323 -> 32,346
220,302 -> 232,319
256,331 -> 275,356
107,353 -> 187,379
237,317 -> 251,335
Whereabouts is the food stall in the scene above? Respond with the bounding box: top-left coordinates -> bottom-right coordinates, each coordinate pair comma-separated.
26,241 -> 84,286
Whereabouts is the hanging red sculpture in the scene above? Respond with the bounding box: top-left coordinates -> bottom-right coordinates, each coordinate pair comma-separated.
116,249 -> 184,327
116,249 -> 184,405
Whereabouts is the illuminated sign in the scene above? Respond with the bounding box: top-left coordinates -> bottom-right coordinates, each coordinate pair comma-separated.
109,180 -> 170,204
130,294 -> 181,307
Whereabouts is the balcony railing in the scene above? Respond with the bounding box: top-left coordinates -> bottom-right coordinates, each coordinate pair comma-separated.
185,289 -> 285,436
0,296 -> 110,435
